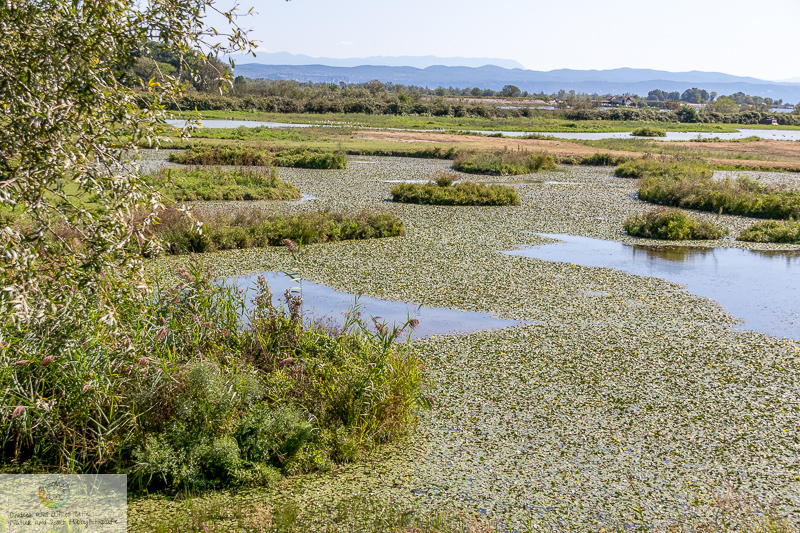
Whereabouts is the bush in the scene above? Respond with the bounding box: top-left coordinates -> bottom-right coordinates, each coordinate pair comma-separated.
452,150 -> 556,175
624,209 -> 725,240
615,156 -> 713,180
737,219 -> 800,243
168,145 -> 347,169
580,153 -> 625,166
633,161 -> 800,219
2,257 -> 425,491
153,208 -> 406,254
631,126 -> 667,137
144,167 -> 301,201
390,179 -> 520,206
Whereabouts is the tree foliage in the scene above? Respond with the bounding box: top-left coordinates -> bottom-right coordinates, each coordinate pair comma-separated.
0,0 -> 257,325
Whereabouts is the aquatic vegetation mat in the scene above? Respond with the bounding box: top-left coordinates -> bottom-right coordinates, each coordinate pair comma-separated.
133,155 -> 800,530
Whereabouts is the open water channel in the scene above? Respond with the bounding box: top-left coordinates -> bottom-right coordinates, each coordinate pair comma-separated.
166,119 -> 800,141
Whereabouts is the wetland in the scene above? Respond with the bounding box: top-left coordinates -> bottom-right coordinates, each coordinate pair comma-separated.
131,153 -> 800,531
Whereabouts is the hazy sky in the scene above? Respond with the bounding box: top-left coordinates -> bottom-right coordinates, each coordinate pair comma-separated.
214,0 -> 799,80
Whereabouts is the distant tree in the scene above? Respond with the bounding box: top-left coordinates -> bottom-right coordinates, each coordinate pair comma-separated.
710,97 -> 738,114
500,84 -> 521,97
677,105 -> 699,123
470,87 -> 482,97
680,87 -> 710,104
647,89 -> 667,101
366,79 -> 386,95
664,99 -> 681,111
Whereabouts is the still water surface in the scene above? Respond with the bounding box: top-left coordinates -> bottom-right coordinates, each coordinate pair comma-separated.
228,271 -> 523,338
505,234 -> 800,339
166,119 -> 800,141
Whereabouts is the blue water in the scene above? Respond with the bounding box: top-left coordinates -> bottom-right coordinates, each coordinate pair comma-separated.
166,119 -> 800,142
505,234 -> 800,339
228,271 -> 524,338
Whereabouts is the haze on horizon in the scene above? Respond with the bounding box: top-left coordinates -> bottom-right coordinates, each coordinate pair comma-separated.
216,0 -> 799,82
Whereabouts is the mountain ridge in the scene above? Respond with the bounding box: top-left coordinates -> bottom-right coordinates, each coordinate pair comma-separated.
233,63 -> 800,102
226,52 -> 525,70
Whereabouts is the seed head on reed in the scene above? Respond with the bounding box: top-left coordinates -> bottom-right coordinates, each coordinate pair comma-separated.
81,384 -> 92,394
11,406 -> 25,418
409,319 -> 420,329
41,356 -> 55,366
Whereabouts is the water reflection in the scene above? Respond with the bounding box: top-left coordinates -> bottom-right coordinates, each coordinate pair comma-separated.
506,234 -> 800,339
227,271 -> 523,338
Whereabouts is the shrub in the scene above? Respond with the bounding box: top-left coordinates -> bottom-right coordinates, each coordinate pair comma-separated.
631,126 -> 667,137
153,208 -> 406,254
615,156 -> 713,180
390,180 -> 520,206
580,153 -> 625,166
144,167 -> 301,201
738,219 -> 800,243
452,150 -> 556,175
635,165 -> 800,220
2,257 -> 425,491
624,209 -> 725,240
168,145 -> 347,169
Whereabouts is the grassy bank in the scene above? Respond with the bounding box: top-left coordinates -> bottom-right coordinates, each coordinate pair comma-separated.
452,150 -> 557,175
154,208 -> 406,254
169,145 -> 347,169
144,167 -> 302,202
390,174 -> 520,206
624,208 -> 725,240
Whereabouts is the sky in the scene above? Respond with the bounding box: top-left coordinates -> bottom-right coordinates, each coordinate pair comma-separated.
210,0 -> 800,81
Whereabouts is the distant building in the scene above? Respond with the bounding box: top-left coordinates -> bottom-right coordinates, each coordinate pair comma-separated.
602,96 -> 635,108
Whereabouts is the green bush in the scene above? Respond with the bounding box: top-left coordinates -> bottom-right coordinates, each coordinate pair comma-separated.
153,208 -> 406,254
634,162 -> 800,219
615,157 -> 713,179
580,153 -> 625,166
144,167 -> 301,201
2,257 -> 425,491
168,145 -> 347,169
390,179 -> 520,206
631,126 -> 667,137
452,150 -> 556,175
624,209 -> 725,240
737,219 -> 800,243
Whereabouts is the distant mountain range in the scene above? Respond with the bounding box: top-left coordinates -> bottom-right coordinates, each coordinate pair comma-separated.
232,63 -> 800,103
227,52 -> 525,70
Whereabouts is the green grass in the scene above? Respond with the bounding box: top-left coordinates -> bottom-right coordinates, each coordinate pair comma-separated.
1,255 -> 424,491
154,208 -> 406,254
452,150 -> 556,175
168,145 -> 347,169
615,156 -> 713,179
175,109 -> 747,133
623,208 -> 725,240
580,153 -> 628,166
631,126 -> 667,137
635,167 -> 800,219
144,167 -> 302,201
738,219 -> 800,243
390,174 -> 520,206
